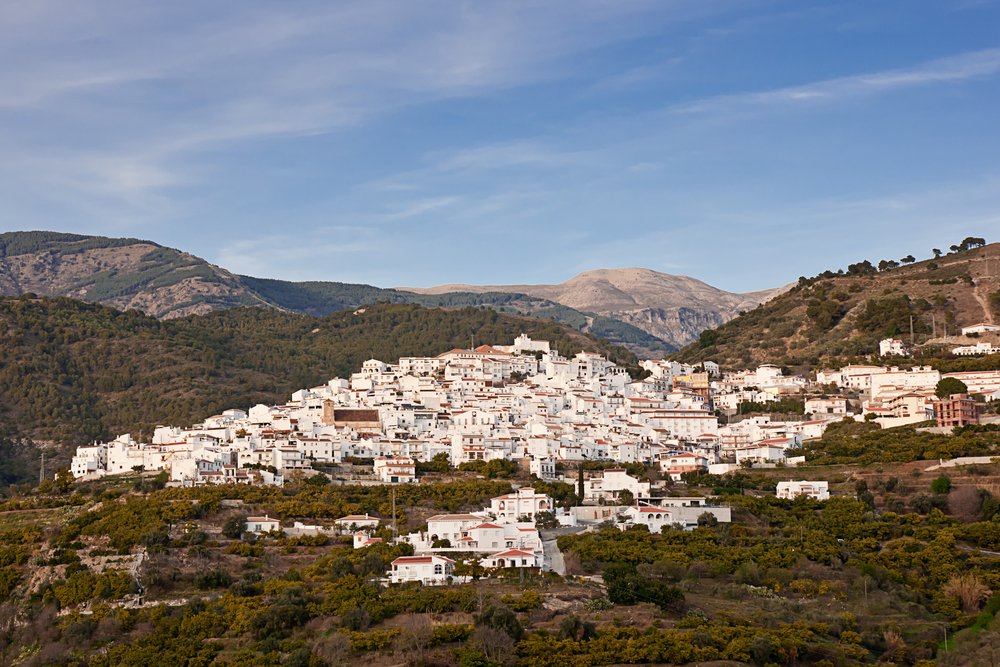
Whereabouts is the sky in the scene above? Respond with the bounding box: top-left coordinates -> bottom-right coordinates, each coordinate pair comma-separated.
1,0 -> 999,292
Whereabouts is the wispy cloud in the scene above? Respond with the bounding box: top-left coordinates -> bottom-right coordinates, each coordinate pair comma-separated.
671,47 -> 1000,114
437,141 -> 595,172
215,230 -> 378,280
0,1 -> 674,214
377,196 -> 463,222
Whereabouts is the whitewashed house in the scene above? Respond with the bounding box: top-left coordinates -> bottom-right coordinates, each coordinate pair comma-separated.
961,323 -> 1000,335
245,516 -> 281,534
374,457 -> 417,483
952,342 -> 999,356
529,457 -> 557,480
353,532 -> 383,549
584,469 -> 651,502
622,505 -> 675,533
879,338 -> 909,357
334,514 -> 381,531
489,487 -> 553,523
481,549 -> 540,569
734,441 -> 790,465
804,397 -> 849,416
659,453 -> 709,481
389,555 -> 455,584
776,480 -> 830,501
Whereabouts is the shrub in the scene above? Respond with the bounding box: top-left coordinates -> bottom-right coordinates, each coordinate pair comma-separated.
943,574 -> 991,613
474,603 -> 523,641
195,570 -> 233,590
931,475 -> 952,494
222,515 -> 246,540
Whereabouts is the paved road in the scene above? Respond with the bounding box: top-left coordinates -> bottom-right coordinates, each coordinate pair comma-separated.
542,537 -> 565,575
540,525 -> 588,575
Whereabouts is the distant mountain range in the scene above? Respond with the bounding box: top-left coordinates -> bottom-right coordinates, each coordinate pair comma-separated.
0,231 -> 783,356
402,268 -> 785,350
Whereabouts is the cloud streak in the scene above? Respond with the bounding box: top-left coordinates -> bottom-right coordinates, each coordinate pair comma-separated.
671,47 -> 1000,114
0,1 -> 678,209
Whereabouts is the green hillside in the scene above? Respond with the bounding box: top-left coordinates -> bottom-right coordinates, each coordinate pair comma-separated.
0,297 -> 638,452
673,240 -> 1000,369
243,277 -> 674,354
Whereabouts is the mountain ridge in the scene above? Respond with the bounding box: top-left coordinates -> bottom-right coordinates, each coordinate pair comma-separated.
400,267 -> 787,348
0,231 -> 782,355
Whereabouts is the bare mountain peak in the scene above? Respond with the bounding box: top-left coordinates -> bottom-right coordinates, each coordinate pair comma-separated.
401,266 -> 782,348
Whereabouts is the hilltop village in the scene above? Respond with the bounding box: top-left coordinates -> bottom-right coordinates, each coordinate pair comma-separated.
66,330 -> 1000,581
72,333 -> 1000,489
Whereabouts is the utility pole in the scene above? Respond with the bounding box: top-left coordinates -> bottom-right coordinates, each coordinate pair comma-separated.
932,313 -> 936,339
39,451 -> 44,485
909,315 -> 914,347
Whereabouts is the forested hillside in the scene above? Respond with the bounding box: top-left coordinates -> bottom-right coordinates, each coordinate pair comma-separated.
674,239 -> 999,369
0,297 -> 638,452
5,449 -> 1000,664
0,232 -> 674,355
244,277 -> 673,355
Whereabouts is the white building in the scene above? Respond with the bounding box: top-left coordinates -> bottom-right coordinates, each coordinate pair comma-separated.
659,452 -> 710,481
870,367 -> 940,402
71,445 -> 106,478
489,487 -> 553,523
353,532 -> 383,549
481,549 -> 540,569
622,503 -> 731,532
734,441 -> 792,465
776,480 -> 830,501
584,469 -> 651,502
879,338 -> 909,357
952,342 -> 999,356
389,555 -> 455,585
374,457 -> 417,484
245,516 -> 281,534
334,514 -> 380,531
422,514 -> 487,547
961,323 -> 1000,335
529,457 -> 557,480
804,397 -> 849,416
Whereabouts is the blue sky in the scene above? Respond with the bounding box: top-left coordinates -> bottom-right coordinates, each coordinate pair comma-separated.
1,0 -> 999,292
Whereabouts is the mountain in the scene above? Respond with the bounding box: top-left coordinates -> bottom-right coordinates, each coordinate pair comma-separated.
0,231 -> 269,318
0,232 -> 680,356
672,242 -> 1000,369
402,268 -> 786,349
242,277 -> 673,355
0,298 -> 638,468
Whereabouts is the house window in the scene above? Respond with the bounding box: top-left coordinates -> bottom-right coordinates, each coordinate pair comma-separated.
434,564 -> 442,575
